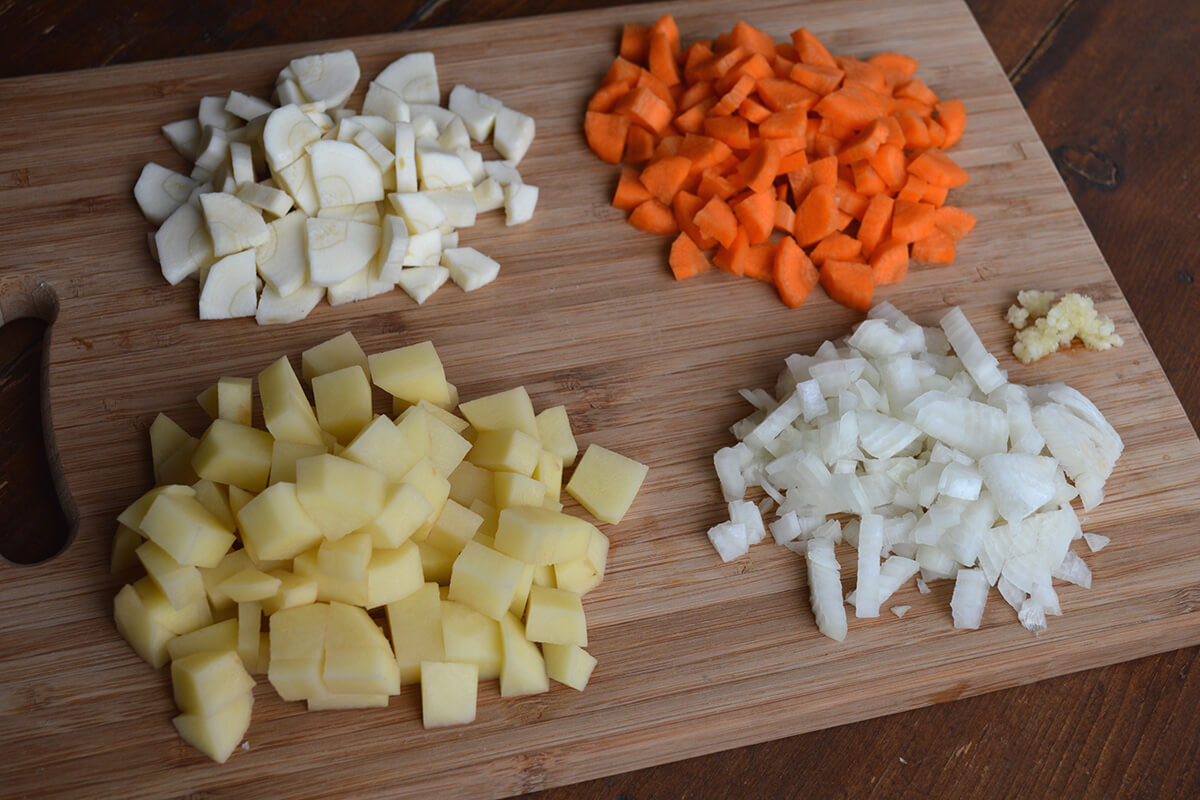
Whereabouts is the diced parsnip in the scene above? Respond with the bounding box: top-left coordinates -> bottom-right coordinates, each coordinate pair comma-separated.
396,266 -> 449,305
493,106 -> 536,164
503,182 -> 538,226
393,122 -> 418,193
254,210 -> 307,297
448,85 -> 502,142
199,193 -> 270,257
289,50 -> 360,108
415,144 -> 474,190
307,140 -> 384,207
225,90 -> 274,122
409,104 -> 459,131
271,152 -> 320,216
199,95 -> 240,130
305,217 -> 381,286
424,189 -> 476,228
388,192 -> 446,234
363,81 -> 411,122
135,163 -> 198,224
256,284 -> 324,325
263,104 -> 323,172
375,52 -> 439,105
483,160 -> 522,185
155,202 -> 214,285
472,178 -> 505,213
191,127 -> 229,180
198,250 -> 258,320
162,118 -> 203,161
236,181 -> 293,218
441,247 -> 499,292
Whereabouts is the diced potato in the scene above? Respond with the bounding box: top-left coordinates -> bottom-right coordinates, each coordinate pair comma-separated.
227,485 -> 254,517
365,542 -> 424,608
140,492 -> 236,568
172,649 -> 255,716
458,386 -> 537,438
399,404 -> 470,476
192,479 -> 237,530
416,398 -> 469,432
533,450 -> 563,503
492,472 -> 545,509
423,500 -> 483,555
166,618 -> 239,662
110,524 -> 144,573
387,582 -> 444,684
307,692 -> 389,711
259,355 -> 325,446
295,454 -> 386,540
136,540 -> 206,609
361,482 -> 434,549
341,414 -> 427,481
448,461 -> 495,507
524,585 -> 587,647
493,506 -> 592,565
173,691 -> 253,763
302,332 -> 370,383
419,661 -> 477,729
509,564 -> 535,617
417,541 -> 455,584
323,601 -> 400,696
268,440 -> 327,485
237,482 -> 323,561
532,564 -> 556,589
237,601 -> 263,673
268,603 -> 328,701
134,576 -> 214,635
368,341 -> 451,406
468,429 -> 539,475
261,569 -> 319,615
313,366 -> 372,444
470,499 -> 500,538
199,549 -> 254,612
564,444 -> 648,524
113,583 -> 175,668
150,413 -> 193,483
552,526 -> 610,595
117,484 -> 195,535
440,599 -> 502,679
219,567 -> 281,603
542,643 -> 596,691
535,405 -> 578,467
498,613 -> 548,698
198,377 -> 252,425
192,418 -> 274,493
402,458 -> 451,525
448,541 -> 526,620
159,438 -> 202,486
315,533 -> 372,605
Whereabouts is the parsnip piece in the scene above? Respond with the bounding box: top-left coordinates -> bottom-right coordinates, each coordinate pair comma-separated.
396,266 -> 449,305
155,202 -> 214,285
263,104 -> 324,172
135,163 -> 198,224
289,50 -> 360,109
363,81 -> 411,122
271,152 -> 320,216
162,118 -> 202,161
256,284 -> 324,325
192,126 -> 229,178
229,141 -> 255,186
375,52 -> 439,104
198,249 -> 258,320
305,217 -> 381,286
307,139 -> 384,207
456,146 -> 485,184
254,210 -> 307,297
326,268 -> 371,306
394,122 -> 418,193
493,106 -> 536,164
199,193 -> 269,257
472,178 -> 505,213
482,160 -> 522,186
235,181 -> 292,218
440,246 -> 499,292
352,129 -> 395,174
317,201 -> 381,224
409,104 -> 458,132
415,144 -> 473,190
225,90 -> 274,122
448,85 -> 502,142
423,189 -> 476,228
503,182 -> 538,226
371,216 -> 409,285
436,116 -> 470,151
199,95 -> 240,130
388,192 -> 446,234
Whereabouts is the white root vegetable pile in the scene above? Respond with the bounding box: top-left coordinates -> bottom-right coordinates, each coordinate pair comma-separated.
134,50 -> 538,323
709,303 -> 1122,639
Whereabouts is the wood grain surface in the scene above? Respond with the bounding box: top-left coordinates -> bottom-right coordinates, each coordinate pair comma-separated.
1,0 -> 1198,798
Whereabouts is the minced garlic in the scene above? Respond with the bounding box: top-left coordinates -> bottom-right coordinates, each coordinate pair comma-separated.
1007,291 -> 1123,364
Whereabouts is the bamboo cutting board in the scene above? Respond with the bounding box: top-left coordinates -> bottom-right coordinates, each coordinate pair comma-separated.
1,0 -> 1198,796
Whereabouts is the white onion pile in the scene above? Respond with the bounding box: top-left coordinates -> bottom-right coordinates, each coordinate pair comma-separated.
709,303 -> 1122,639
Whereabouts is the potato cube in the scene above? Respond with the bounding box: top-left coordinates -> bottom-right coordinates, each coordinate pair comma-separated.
140,492 -> 236,568
268,603 -> 328,701
313,365 -> 372,444
219,567 -> 281,603
533,564 -> 556,588
493,472 -> 545,509
259,355 -> 324,446
468,429 -> 539,475
417,541 -> 455,584
261,569 -> 319,615
136,540 -> 206,609
295,454 -> 386,540
166,618 -> 239,662
172,691 -> 252,763
543,643 -> 596,691
317,532 -> 372,582
360,482 -> 434,549
535,405 -> 577,466
440,600 -> 502,679
342,414 -> 426,481
192,479 -> 236,530
419,661 -> 478,729
402,458 -> 451,524
448,461 -> 495,507
110,524 -> 143,573
498,613 -> 548,698
237,601 -> 263,672
458,386 -> 537,438
417,398 -> 469,432
198,377 -> 253,425
302,331 -> 370,383
150,413 -> 192,484
387,583 -> 444,684
134,576 -> 213,635
171,649 -> 255,717
424,500 -> 483,556
227,485 -> 254,517
199,549 -> 254,612
268,440 -> 327,485
509,564 -> 535,617
307,693 -> 389,711
237,482 -> 323,561
448,541 -> 526,620
400,404 -> 470,476
323,601 -> 400,696
196,384 -> 219,420
533,450 -> 563,503
117,483 -> 194,534
191,418 -> 274,493
113,583 -> 174,668
564,444 -> 648,524
552,526 -> 610,595
524,585 -> 587,646
158,438 -> 201,486
369,340 -> 451,406
493,506 -> 592,565
365,542 -> 424,608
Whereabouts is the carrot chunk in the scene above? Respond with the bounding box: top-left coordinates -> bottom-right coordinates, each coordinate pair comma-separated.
820,259 -> 875,311
907,149 -> 970,188
867,52 -> 918,89
758,107 -> 810,139
738,140 -> 782,193
620,24 -> 651,63
933,205 -> 977,240
934,98 -> 967,148
649,32 -> 682,87
774,236 -> 820,307
668,232 -> 712,279
791,28 -> 837,68
612,167 -> 652,211
869,238 -> 909,284
857,193 -> 894,256
585,111 -> 630,163
836,118 -> 889,164
911,229 -> 957,264
703,115 -> 752,150
694,195 -> 740,248
795,183 -> 839,246
614,87 -> 674,135
755,78 -> 820,112
890,199 -> 938,242
733,191 -> 777,244
628,198 -> 678,235
673,190 -> 717,249
810,231 -> 864,266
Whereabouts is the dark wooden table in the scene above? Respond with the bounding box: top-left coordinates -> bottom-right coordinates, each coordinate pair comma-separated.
2,1 -> 1197,797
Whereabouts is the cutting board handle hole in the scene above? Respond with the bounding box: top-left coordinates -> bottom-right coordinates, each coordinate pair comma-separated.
0,277 -> 76,566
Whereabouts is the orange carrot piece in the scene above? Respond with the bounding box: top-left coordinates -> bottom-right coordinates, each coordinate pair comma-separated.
628,198 -> 678,235
897,174 -> 928,203
737,97 -> 773,124
741,242 -> 778,282
651,135 -> 682,161
820,259 -> 875,311
810,231 -> 863,266
733,190 -> 777,244
772,54 -> 797,79
730,20 -> 777,59
881,115 -> 906,148
640,155 -> 692,204
635,69 -> 676,108
625,125 -> 658,163
922,183 -> 948,207
891,199 -> 938,242
678,80 -> 715,111
777,149 -> 809,175
774,136 -> 807,156
852,160 -> 888,195
867,52 -> 918,89
814,86 -> 881,130
603,56 -> 643,88
833,179 -> 870,220
668,232 -> 712,279
896,78 -> 939,106
891,97 -> 934,120
620,24 -> 651,63
795,183 -> 839,246
907,149 -> 970,187
933,205 -> 977,240
868,143 -> 907,191
759,107 -> 809,139
716,52 -> 773,93
835,55 -> 888,95
703,115 -> 752,150
673,190 -> 717,249
774,199 -> 796,232
857,193 -> 894,256
584,111 -> 630,163
789,62 -> 844,95
614,87 -> 674,135
836,118 -> 889,164
809,155 -> 839,187
649,31 -> 682,87
683,41 -> 716,83
791,28 -> 838,68
694,195 -> 739,248
673,101 -> 709,135
774,236 -> 820,307
911,230 -> 956,264
612,167 -> 652,211
713,226 -> 750,275
679,134 -> 733,174
697,168 -> 739,200
693,46 -> 747,81
845,81 -> 894,117
755,78 -> 820,112
934,98 -> 966,148
710,73 -> 757,116
738,140 -> 782,193
927,117 -> 948,148
588,83 -> 630,113
650,14 -> 682,59
894,109 -> 932,149
869,239 -> 909,284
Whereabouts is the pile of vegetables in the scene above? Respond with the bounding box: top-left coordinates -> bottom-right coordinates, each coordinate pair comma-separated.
584,16 -> 975,311
708,303 -> 1121,638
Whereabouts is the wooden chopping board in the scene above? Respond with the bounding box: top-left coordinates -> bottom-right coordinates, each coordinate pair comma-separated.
2,0 -> 1199,796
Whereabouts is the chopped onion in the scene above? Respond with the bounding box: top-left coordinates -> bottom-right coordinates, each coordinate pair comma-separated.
950,568 -> 989,629
1083,532 -> 1110,552
890,605 -> 911,618
806,538 -> 847,642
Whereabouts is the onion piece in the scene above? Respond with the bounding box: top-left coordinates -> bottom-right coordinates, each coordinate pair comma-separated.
806,538 -> 847,641
951,568 -> 989,629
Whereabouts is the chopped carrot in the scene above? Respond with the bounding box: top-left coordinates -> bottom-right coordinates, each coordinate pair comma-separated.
774,199 -> 796,232
897,175 -> 928,203
774,236 -> 820,307
733,191 -> 777,244
891,97 -> 934,118
869,238 -> 909,284
933,205 -> 977,240
668,232 -> 712,279
791,28 -> 837,68
652,135 -> 682,160
814,86 -> 880,130
680,81 -> 716,110
927,118 -> 947,148
694,195 -> 739,247
620,24 -> 650,63
614,87 -> 674,135
795,183 -> 839,246
833,179 -> 870,220
772,55 -> 797,79
867,52 -> 918,89
911,230 -> 956,264
585,111 -> 630,163
738,140 -> 782,193
693,46 -> 748,81
679,134 -> 732,173
674,100 -> 711,135
922,183 -> 949,207
716,53 -> 773,93
835,56 -> 888,95
628,198 -> 678,235
810,155 -> 839,187
789,62 -> 844,96
738,97 -> 773,124
730,20 -> 776,58
612,167 -> 652,211
857,193 -> 894,256
640,156 -> 692,204
741,242 -> 778,282
683,41 -> 716,83
755,78 -> 820,113
852,160 -> 888,195
589,83 -> 630,113
649,32 -> 682,86
636,69 -> 676,108
758,107 -> 809,139
896,78 -> 939,106
846,81 -> 894,117
820,260 -> 875,311
810,232 -> 863,266
673,191 -> 717,249
703,115 -> 752,149
713,226 -> 750,275
777,149 -> 809,175
868,143 -> 907,191
836,118 -> 889,164
697,168 -> 739,200
650,14 -> 682,59
907,149 -> 970,187
894,109 -> 932,149
881,115 -> 905,148
624,125 -> 657,163
890,199 -> 938,242
603,56 -> 643,88
710,74 -> 757,116
934,98 -> 966,148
